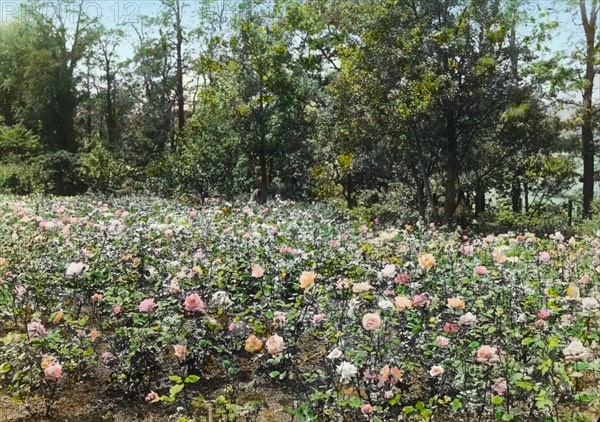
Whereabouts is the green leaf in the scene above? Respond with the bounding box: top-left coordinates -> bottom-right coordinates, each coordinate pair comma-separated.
184,375 -> 200,383
491,396 -> 504,405
450,398 -> 462,411
421,409 -> 433,418
548,335 -> 559,350
348,397 -> 362,408
169,383 -> 184,396
168,375 -> 183,384
402,406 -> 415,414
468,341 -> 480,349
521,337 -> 534,345
269,371 -> 281,378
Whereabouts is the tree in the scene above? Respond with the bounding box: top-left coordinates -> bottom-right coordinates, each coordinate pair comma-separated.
578,0 -> 598,218
21,1 -> 99,152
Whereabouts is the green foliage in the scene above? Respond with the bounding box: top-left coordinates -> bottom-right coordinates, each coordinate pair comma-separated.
478,199 -> 574,237
0,122 -> 41,161
78,140 -> 132,194
0,121 -> 45,195
39,151 -> 86,196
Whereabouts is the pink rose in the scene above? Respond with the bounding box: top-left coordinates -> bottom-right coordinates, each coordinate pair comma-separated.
412,293 -> 430,308
14,284 -> 26,298
139,298 -> 157,313
360,404 -> 374,415
476,345 -> 502,364
460,245 -> 473,256
228,321 -> 246,337
193,249 -> 205,260
100,351 -> 115,364
313,313 -> 327,323
458,312 -> 477,326
538,251 -> 552,264
444,323 -> 460,334
492,378 -> 507,395
429,365 -> 444,377
251,264 -> 264,278
145,391 -> 159,402
537,308 -> 551,320
44,362 -> 62,382
184,293 -> 206,313
173,344 -> 187,361
266,334 -> 285,355
474,265 -> 490,275
327,348 -> 343,360
436,336 -> 450,347
272,312 -> 286,329
560,314 -> 573,325
27,320 -> 47,341
362,313 -> 382,331
394,273 -> 410,284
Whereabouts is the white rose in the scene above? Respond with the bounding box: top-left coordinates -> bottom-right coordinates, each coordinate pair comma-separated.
327,348 -> 343,360
581,297 -> 599,312
66,262 -> 86,277
336,361 -> 358,384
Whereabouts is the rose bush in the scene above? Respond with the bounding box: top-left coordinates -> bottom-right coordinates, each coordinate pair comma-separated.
0,196 -> 598,421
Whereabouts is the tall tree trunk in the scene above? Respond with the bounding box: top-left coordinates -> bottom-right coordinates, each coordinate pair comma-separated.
524,180 -> 529,213
444,109 -> 458,224
259,148 -> 268,204
509,17 -> 522,214
411,164 -> 426,219
258,78 -> 268,204
475,184 -> 486,215
64,91 -> 77,152
105,57 -> 116,146
511,181 -> 522,213
580,0 -> 598,219
175,0 -> 185,145
414,135 -> 436,222
345,173 -> 355,208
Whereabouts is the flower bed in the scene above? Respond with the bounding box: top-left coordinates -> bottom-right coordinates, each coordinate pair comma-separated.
0,196 -> 598,421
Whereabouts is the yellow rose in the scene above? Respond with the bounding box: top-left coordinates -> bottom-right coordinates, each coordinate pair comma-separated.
244,335 -> 263,353
418,253 -> 436,269
299,271 -> 316,289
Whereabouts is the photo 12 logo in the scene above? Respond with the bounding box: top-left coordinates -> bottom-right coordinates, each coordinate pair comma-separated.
1,1 -> 144,25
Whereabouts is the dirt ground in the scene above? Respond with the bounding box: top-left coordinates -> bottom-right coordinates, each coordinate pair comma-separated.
0,381 -> 293,422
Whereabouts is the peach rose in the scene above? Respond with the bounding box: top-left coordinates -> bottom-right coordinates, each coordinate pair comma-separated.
299,271 -> 316,289
362,313 -> 382,331
447,298 -> 465,309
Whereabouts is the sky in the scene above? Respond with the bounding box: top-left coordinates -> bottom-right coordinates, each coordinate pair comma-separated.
0,1 -> 258,28
0,0 -> 592,93
0,1 -> 585,52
